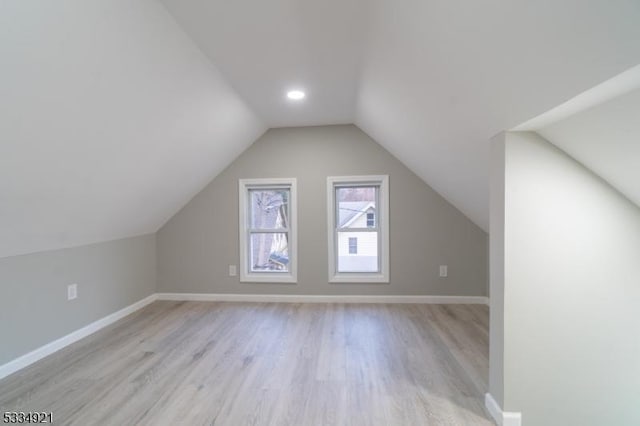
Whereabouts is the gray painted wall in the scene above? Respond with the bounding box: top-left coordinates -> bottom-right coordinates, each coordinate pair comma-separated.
496,132 -> 640,425
0,234 -> 156,365
157,125 -> 487,296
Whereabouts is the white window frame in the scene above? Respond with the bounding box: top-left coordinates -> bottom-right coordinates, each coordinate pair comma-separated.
239,178 -> 297,283
327,175 -> 389,283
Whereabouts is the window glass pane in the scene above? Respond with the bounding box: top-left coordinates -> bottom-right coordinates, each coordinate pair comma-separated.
336,186 -> 377,229
250,189 -> 289,230
250,232 -> 289,272
337,231 -> 378,272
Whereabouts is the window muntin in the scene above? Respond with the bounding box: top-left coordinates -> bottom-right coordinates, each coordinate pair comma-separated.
239,179 -> 297,282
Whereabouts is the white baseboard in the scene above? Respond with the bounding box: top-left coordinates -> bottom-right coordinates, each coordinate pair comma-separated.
156,293 -> 489,305
485,393 -> 522,426
0,294 -> 157,381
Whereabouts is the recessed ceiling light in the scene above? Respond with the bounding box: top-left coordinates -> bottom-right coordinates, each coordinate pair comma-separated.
287,90 -> 306,100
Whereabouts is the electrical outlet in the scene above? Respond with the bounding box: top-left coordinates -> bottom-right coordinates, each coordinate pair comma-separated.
67,283 -> 78,300
439,265 -> 448,278
229,265 -> 237,277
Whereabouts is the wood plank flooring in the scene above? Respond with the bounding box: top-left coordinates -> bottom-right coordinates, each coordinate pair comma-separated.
0,302 -> 494,425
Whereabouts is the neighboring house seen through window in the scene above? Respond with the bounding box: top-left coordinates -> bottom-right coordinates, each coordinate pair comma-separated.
348,237 -> 358,254
327,175 -> 389,283
239,178 -> 297,282
366,212 -> 375,227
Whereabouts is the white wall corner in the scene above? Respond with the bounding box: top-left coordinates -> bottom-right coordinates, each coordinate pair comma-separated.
485,393 -> 522,426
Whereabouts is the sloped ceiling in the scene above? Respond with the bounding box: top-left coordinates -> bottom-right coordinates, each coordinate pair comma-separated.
537,88 -> 640,209
159,0 -> 368,127
161,0 -> 640,230
355,0 -> 640,230
2,0 -> 640,258
0,1 -> 265,258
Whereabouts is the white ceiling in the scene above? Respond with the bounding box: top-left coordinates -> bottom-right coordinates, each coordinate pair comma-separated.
0,1 -> 265,258
162,0 -> 640,230
354,0 -> 640,230
2,0 -> 640,258
159,0 -> 367,128
538,88 -> 640,208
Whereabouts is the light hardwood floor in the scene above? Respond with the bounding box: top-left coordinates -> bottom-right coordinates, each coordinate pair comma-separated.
0,302 -> 494,425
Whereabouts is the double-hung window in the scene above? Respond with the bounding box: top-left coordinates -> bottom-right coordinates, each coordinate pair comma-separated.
327,175 -> 389,283
239,178 -> 297,282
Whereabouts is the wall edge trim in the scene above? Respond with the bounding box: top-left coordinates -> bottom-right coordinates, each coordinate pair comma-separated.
485,393 -> 522,426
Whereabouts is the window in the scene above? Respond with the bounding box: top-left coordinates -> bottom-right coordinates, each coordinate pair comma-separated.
366,212 -> 375,227
327,175 -> 389,283
348,237 -> 358,254
239,178 -> 297,282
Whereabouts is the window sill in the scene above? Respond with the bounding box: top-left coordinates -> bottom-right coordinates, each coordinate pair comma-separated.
329,273 -> 389,283
240,273 -> 297,283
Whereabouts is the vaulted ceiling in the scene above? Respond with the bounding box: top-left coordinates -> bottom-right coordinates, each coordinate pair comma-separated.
0,1 -> 265,258
538,87 -> 640,209
159,0 -> 367,127
1,0 -> 639,258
